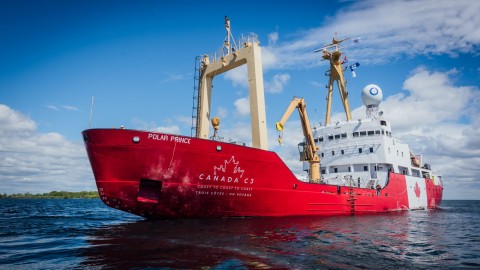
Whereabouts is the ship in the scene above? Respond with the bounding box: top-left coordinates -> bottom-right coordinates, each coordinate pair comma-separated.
82,18 -> 443,218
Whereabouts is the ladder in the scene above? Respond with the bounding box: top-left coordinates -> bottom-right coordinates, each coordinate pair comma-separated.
191,56 -> 203,137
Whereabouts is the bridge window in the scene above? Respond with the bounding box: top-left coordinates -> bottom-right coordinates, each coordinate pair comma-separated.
335,134 -> 340,140
328,135 -> 334,140
380,120 -> 387,126
360,131 -> 367,136
368,130 -> 374,136
375,130 -> 380,135
341,133 -> 347,139
353,132 -> 359,137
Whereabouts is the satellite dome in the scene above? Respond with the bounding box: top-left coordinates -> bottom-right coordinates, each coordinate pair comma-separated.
361,84 -> 383,107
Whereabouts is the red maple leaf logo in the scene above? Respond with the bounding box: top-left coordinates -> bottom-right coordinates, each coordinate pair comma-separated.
414,182 -> 421,198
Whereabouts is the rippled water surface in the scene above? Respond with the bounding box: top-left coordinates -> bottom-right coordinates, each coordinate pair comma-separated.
0,199 -> 479,269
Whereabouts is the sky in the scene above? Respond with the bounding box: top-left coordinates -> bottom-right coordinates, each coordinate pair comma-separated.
0,0 -> 479,199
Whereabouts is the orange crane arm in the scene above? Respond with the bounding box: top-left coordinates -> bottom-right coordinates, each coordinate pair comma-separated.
276,97 -> 320,182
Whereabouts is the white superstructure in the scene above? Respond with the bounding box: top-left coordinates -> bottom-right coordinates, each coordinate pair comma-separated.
300,84 -> 442,189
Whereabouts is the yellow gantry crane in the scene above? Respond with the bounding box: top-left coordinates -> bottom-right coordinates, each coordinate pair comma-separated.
276,97 -> 320,183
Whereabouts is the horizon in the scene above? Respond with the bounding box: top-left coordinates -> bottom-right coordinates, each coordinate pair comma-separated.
1,0 -> 479,200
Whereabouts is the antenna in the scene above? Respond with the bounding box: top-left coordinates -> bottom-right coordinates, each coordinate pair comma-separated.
89,95 -> 94,129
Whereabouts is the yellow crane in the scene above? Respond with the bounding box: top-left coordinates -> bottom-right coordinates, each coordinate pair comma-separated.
276,97 -> 320,183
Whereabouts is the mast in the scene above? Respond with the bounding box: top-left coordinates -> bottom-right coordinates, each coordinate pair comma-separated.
316,36 -> 352,125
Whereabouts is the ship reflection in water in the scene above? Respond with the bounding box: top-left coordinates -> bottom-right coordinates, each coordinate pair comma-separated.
81,210 -> 453,269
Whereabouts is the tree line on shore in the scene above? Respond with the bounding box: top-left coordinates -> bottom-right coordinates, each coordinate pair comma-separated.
0,191 -> 99,199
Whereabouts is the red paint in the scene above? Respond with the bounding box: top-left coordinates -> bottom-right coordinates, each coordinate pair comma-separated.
414,182 -> 421,198
83,129 -> 443,218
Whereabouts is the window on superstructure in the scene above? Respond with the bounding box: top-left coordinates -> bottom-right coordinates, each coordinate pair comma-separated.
341,149 -> 345,155
382,130 -> 385,135
380,120 -> 387,126
341,133 -> 347,139
363,166 -> 368,171
332,151 -> 335,156
360,131 -> 367,136
321,169 -> 325,174
348,167 -> 351,172
353,132 -> 359,137
328,135 -> 334,140
368,131 -> 374,136
321,152 -> 324,158
335,134 -> 340,140
319,137 -> 324,142
369,147 -> 374,153
375,130 -> 380,135
334,168 -> 338,173
359,148 -> 363,153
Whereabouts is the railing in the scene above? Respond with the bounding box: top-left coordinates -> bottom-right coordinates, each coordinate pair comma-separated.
209,33 -> 259,62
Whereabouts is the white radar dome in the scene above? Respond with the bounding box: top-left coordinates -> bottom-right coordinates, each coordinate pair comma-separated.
361,84 -> 383,107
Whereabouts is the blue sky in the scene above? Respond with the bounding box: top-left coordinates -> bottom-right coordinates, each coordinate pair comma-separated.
1,0 -> 479,199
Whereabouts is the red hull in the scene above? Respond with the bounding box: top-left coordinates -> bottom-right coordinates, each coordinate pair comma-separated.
83,129 -> 443,218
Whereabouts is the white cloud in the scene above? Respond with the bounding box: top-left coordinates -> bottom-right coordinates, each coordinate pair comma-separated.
46,104 -> 79,111
216,106 -> 228,119
0,105 -> 36,135
0,104 -> 95,194
61,105 -> 79,111
265,73 -> 290,94
176,115 -> 194,128
380,67 -> 477,130
234,97 -> 250,116
268,32 -> 279,46
213,122 -> 252,146
46,105 -> 60,111
160,72 -> 191,83
131,117 -> 184,135
223,66 -> 248,88
265,0 -> 480,68
261,46 -> 279,70
154,125 -> 181,134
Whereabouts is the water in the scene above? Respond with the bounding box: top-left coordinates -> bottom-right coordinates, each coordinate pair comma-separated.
0,199 -> 479,269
